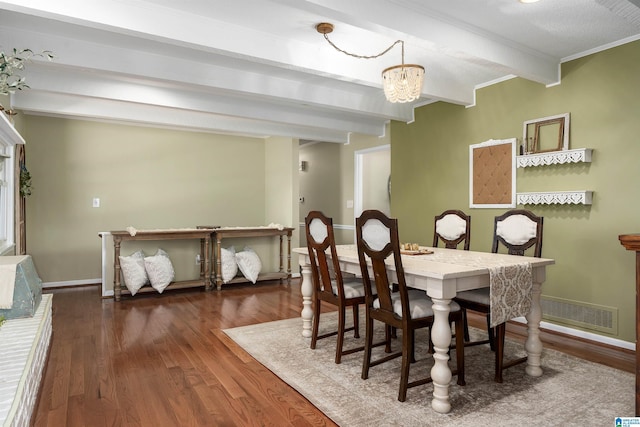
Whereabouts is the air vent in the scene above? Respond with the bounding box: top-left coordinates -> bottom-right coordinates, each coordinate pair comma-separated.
541,296 -> 617,334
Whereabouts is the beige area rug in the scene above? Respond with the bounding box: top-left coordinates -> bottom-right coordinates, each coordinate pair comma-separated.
224,311 -> 635,427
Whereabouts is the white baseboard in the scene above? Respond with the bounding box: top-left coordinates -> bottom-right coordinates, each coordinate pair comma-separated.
43,278 -> 101,289
511,316 -> 635,351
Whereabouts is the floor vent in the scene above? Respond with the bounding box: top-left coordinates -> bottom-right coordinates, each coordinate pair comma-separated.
541,296 -> 617,335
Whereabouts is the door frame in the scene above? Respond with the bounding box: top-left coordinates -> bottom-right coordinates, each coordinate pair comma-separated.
354,144 -> 391,219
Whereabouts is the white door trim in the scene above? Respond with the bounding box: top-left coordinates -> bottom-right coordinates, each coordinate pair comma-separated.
354,144 -> 391,219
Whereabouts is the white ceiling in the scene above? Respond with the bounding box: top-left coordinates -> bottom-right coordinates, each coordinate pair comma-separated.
1,0 -> 639,143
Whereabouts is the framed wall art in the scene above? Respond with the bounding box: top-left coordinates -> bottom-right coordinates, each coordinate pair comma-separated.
469,138 -> 516,209
522,113 -> 570,154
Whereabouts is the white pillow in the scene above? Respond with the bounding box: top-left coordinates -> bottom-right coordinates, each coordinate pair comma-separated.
221,246 -> 237,283
144,248 -> 175,293
119,250 -> 148,296
235,246 -> 262,284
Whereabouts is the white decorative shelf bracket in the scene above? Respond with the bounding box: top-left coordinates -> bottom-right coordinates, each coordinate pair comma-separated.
517,191 -> 593,205
517,148 -> 592,168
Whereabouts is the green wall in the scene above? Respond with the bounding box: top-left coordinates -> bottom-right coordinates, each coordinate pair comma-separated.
22,116 -> 296,285
391,40 -> 640,343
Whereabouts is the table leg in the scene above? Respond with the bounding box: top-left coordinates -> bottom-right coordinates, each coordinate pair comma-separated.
215,236 -> 223,290
430,297 -> 452,414
114,239 -> 122,302
525,279 -> 544,377
199,237 -> 205,280
287,233 -> 292,285
300,262 -> 313,338
204,236 -> 211,291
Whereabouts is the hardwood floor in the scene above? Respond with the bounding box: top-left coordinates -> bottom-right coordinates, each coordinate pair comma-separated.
33,281 -> 634,426
35,282 -> 338,427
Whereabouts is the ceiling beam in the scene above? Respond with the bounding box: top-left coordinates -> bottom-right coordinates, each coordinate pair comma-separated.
14,91 -> 355,143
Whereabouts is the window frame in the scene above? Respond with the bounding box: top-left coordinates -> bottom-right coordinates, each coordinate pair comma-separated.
0,113 -> 25,255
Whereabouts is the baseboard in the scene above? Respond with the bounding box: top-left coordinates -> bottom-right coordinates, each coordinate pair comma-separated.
511,316 -> 635,351
43,279 -> 101,289
467,310 -> 635,373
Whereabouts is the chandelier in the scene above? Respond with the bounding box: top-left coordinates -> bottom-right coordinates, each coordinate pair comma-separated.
316,23 -> 424,103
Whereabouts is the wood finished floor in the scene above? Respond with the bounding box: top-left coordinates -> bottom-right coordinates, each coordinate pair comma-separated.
33,282 -> 634,426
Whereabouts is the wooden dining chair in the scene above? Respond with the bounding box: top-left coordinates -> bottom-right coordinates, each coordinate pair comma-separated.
432,209 -> 471,250
454,209 -> 543,383
305,210 -> 374,364
432,209 -> 472,342
356,209 -> 465,402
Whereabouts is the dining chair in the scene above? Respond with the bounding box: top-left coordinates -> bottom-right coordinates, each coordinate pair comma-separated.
432,209 -> 471,250
356,209 -> 465,402
454,209 -> 543,383
305,210 -> 375,364
432,209 -> 472,342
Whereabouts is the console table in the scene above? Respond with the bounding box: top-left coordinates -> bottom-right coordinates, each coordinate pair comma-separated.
210,227 -> 294,290
618,233 -> 640,416
109,228 -> 215,301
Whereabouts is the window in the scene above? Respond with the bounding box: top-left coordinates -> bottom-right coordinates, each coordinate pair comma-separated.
0,114 -> 24,255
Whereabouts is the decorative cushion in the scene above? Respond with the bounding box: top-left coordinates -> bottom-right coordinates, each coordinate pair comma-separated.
331,278 -> 377,298
221,246 -> 237,283
144,248 -> 175,293
119,250 -> 148,296
373,290 -> 460,319
455,288 -> 490,305
361,219 -> 391,251
308,218 -> 328,243
235,246 -> 262,284
496,215 -> 538,246
436,214 -> 467,241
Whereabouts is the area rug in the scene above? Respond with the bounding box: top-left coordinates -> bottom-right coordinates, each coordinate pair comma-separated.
224,311 -> 634,426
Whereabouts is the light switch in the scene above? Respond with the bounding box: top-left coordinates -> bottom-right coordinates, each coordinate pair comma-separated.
346,200 -> 354,209
92,198 -> 100,208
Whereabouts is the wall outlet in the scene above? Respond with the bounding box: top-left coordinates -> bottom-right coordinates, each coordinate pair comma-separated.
92,198 -> 100,208
346,199 -> 353,209
299,196 -> 305,203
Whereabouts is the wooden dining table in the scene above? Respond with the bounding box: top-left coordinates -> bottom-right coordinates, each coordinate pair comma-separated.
293,244 -> 555,414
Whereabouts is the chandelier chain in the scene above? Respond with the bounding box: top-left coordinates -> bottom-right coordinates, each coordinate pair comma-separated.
322,34 -> 405,64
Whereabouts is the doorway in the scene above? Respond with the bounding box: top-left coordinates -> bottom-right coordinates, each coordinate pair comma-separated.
354,144 -> 391,218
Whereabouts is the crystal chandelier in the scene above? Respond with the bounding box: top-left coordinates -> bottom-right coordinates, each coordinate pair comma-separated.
316,23 -> 424,103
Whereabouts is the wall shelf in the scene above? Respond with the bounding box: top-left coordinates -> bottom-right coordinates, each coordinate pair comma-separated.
517,191 -> 593,205
517,148 -> 592,168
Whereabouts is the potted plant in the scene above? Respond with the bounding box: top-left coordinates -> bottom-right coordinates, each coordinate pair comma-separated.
0,48 -> 54,96
19,164 -> 32,197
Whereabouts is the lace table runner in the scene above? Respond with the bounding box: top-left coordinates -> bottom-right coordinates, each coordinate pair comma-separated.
487,263 -> 532,327
340,245 -> 534,327
403,249 -> 533,326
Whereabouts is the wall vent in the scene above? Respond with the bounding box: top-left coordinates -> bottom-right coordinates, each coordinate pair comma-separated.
541,296 -> 617,335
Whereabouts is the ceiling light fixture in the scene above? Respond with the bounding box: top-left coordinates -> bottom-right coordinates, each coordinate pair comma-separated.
316,22 -> 424,103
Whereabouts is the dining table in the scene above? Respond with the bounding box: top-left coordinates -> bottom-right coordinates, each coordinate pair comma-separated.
293,244 -> 555,414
